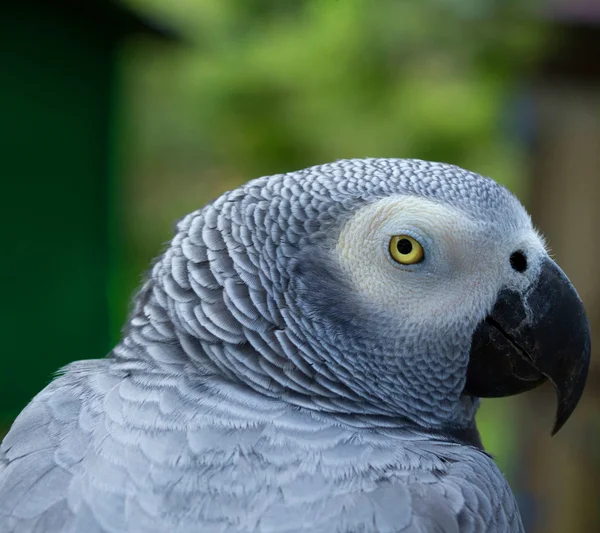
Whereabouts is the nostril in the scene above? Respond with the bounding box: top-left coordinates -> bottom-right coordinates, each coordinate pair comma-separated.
510,251 -> 527,273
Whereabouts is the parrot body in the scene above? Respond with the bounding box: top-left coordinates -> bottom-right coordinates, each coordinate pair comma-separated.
0,358 -> 519,533
0,159 -> 590,532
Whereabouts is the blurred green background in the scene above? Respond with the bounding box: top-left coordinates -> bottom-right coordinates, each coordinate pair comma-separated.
1,1 -> 599,532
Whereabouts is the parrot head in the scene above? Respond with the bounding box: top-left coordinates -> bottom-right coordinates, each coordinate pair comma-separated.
320,172 -> 590,436
154,159 -> 590,438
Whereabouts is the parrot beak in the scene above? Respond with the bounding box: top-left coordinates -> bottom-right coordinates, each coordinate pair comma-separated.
464,258 -> 591,435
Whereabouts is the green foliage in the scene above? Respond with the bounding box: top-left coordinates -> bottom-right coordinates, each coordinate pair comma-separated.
124,0 -> 546,180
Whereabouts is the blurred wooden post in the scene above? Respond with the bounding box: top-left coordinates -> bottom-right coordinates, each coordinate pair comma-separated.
525,20 -> 600,533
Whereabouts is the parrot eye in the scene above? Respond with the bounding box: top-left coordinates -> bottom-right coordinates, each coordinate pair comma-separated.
389,235 -> 424,265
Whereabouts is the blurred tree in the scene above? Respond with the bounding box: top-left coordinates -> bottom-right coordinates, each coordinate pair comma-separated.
124,0 -> 545,178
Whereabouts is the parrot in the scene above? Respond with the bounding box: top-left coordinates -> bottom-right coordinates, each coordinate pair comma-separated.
0,158 -> 590,533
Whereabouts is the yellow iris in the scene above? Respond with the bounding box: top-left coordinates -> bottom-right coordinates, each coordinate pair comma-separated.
389,235 -> 424,265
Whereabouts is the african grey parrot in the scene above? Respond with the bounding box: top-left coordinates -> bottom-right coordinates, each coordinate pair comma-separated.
0,159 -> 590,532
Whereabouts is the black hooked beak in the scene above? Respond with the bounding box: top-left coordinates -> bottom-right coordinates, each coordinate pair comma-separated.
464,258 -> 591,435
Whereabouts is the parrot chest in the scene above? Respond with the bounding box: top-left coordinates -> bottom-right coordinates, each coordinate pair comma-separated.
1,365 -> 523,532
75,378 -> 523,533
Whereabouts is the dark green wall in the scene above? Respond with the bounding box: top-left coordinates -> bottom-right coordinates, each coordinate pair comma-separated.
0,4 -> 116,420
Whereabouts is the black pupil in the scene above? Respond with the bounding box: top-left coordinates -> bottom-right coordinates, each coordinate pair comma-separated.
397,238 -> 413,255
510,251 -> 527,273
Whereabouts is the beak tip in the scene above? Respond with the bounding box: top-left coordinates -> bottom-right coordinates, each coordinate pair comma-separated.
549,367 -> 589,437
550,420 -> 563,437
551,409 -> 571,436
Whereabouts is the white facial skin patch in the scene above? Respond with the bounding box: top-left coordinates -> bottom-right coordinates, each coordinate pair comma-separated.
335,195 -> 546,329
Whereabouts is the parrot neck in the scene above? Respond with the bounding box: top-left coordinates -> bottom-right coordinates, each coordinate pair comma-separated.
115,275 -> 480,440
111,329 -> 483,450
